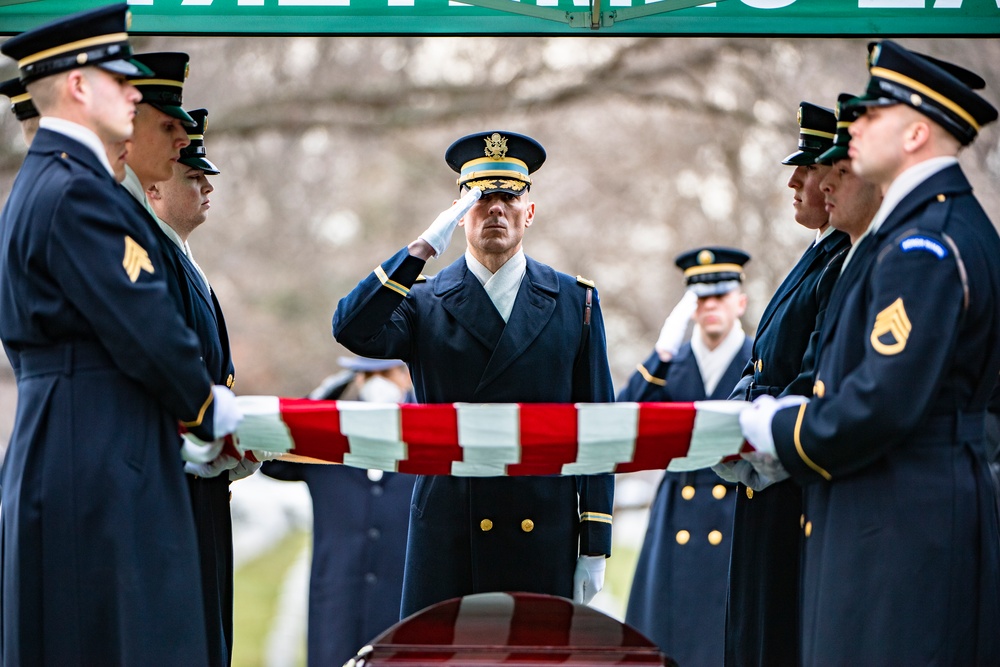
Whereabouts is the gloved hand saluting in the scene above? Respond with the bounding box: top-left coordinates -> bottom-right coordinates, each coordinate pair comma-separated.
417,187 -> 482,258
573,555 -> 606,606
654,290 -> 699,361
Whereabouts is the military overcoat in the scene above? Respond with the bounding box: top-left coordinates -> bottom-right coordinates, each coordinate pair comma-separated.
332,247 -> 615,617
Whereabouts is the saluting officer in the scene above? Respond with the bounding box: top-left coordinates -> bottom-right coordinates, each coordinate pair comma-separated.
333,131 -> 615,617
0,76 -> 39,145
740,41 -> 1000,665
0,5 -> 241,664
147,107 -> 244,667
621,247 -> 752,666
716,102 -> 849,667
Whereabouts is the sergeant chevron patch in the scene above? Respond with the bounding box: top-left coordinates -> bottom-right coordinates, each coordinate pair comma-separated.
122,236 -> 154,283
870,297 -> 911,355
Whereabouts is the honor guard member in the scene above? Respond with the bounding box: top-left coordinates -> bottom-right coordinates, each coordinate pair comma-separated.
263,356 -> 416,667
147,107 -> 244,667
0,77 -> 40,144
740,41 -> 1000,665
621,247 -> 752,666
0,5 -> 241,665
715,101 -> 849,667
816,94 -> 883,245
333,131 -> 615,617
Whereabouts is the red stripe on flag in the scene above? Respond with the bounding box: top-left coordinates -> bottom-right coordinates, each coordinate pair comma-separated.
278,398 -> 349,462
398,404 -> 461,475
509,404 -> 578,475
615,402 -> 697,473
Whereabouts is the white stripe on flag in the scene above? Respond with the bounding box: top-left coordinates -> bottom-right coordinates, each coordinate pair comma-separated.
235,395 -> 295,453
452,403 -> 521,476
337,401 -> 406,472
562,403 -> 639,474
667,400 -> 747,471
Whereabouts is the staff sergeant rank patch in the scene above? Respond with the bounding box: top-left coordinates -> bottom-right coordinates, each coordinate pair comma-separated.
123,235 -> 154,283
870,297 -> 911,356
900,235 -> 947,259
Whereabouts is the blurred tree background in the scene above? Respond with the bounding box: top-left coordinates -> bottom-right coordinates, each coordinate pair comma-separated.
1,35 -> 999,667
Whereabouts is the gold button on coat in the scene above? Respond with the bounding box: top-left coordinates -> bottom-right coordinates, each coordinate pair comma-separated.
804,521 -> 813,537
480,519 -> 493,532
708,530 -> 723,546
675,530 -> 690,545
746,487 -> 754,499
681,485 -> 696,500
521,519 -> 534,533
712,485 -> 727,500
814,380 -> 825,398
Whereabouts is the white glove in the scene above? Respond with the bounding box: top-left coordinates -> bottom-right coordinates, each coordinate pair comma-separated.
185,451 -> 239,478
418,187 -> 482,257
714,459 -> 785,492
573,555 -> 606,605
211,385 -> 242,439
654,290 -> 698,361
181,433 -> 224,464
738,394 -> 809,488
229,457 -> 262,482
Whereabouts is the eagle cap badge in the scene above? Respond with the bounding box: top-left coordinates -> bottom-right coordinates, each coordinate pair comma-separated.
484,133 -> 508,160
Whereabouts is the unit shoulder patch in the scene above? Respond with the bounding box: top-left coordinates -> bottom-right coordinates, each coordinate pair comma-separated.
899,235 -> 947,259
576,275 -> 596,288
870,297 -> 911,356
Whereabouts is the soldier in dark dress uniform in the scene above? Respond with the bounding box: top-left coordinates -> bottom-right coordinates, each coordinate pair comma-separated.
0,5 -> 241,664
741,41 -> 1000,665
333,131 -> 615,618
263,356 -> 415,666
148,107 -> 244,667
715,102 -> 849,667
622,247 -> 752,666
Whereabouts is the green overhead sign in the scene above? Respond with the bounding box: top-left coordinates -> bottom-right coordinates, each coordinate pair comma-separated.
1,0 -> 998,35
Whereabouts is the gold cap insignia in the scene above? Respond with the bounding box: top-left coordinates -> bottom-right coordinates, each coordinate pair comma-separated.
203,116 -> 209,133
870,297 -> 911,355
910,93 -> 922,107
76,53 -> 88,65
868,43 -> 880,68
126,10 -> 132,29
697,249 -> 715,265
184,62 -> 190,80
797,106 -> 803,125
123,235 -> 154,283
484,132 -> 508,160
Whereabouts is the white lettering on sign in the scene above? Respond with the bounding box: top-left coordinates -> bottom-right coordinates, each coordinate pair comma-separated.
741,0 -> 796,7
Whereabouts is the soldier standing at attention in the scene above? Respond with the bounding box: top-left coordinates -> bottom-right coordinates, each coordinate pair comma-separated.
0,5 -> 241,664
333,131 -> 615,617
621,247 -> 752,666
740,40 -> 1000,665
716,102 -> 848,667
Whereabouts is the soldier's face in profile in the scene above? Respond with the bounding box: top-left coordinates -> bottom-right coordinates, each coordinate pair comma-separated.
849,104 -> 917,187
787,163 -> 831,231
151,163 -> 214,232
128,104 -> 191,185
84,68 -> 141,144
820,158 -> 882,240
460,190 -> 535,261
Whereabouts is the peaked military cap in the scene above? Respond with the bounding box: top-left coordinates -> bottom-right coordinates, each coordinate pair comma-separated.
782,102 -> 837,166
130,52 -> 196,127
675,246 -> 750,297
445,131 -> 546,196
0,77 -> 39,121
816,93 -> 860,165
0,4 -> 151,85
179,108 -> 220,175
847,40 -> 997,146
